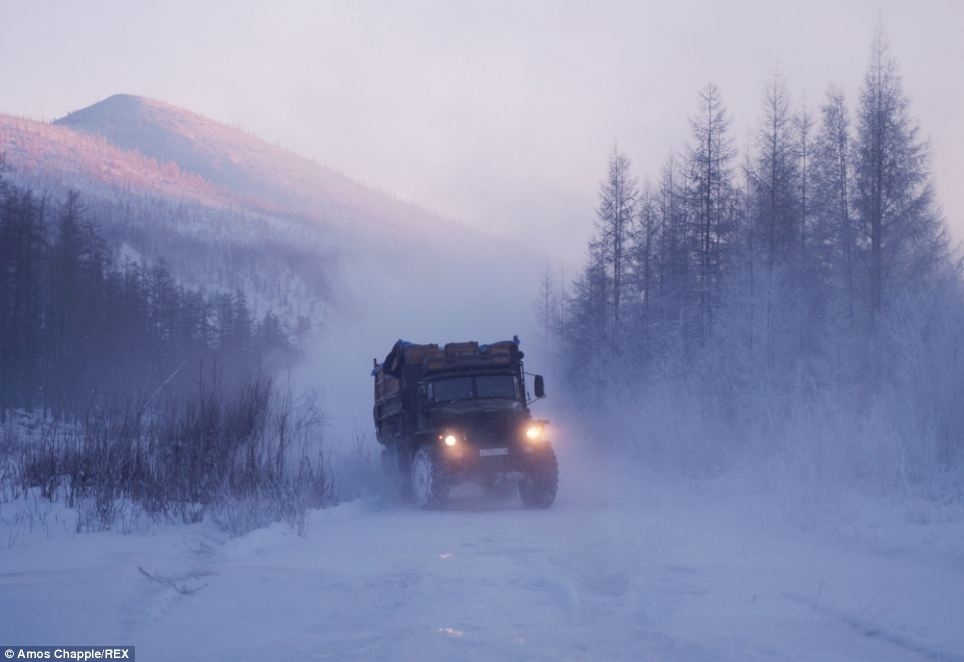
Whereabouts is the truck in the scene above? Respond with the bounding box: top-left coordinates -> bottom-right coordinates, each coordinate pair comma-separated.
372,337 -> 558,509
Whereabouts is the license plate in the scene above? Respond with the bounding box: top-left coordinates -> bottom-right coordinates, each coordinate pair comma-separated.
479,447 -> 509,457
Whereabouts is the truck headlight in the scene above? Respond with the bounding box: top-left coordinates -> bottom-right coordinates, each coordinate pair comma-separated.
525,424 -> 544,441
444,434 -> 458,447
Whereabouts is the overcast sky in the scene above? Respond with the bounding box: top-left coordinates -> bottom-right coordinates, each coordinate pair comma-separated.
1,0 -> 961,262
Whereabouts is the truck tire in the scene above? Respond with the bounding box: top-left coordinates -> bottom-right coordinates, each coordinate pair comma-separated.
519,445 -> 558,508
411,445 -> 450,509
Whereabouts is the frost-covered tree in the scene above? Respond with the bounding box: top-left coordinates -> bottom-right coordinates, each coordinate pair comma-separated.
852,23 -> 947,324
654,154 -> 689,336
535,265 -> 557,343
631,183 -> 658,351
811,87 -> 855,322
563,245 -> 610,401
751,71 -> 800,269
686,83 -> 736,341
796,94 -> 814,253
594,146 -> 638,348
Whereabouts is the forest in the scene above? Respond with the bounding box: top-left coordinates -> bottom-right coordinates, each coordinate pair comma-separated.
0,173 -> 332,533
543,27 -> 964,496
0,179 -> 297,420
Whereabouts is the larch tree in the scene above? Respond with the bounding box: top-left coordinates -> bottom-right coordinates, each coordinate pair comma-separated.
535,264 -> 555,343
630,182 -> 658,355
594,145 -> 638,349
686,83 -> 735,341
752,71 -> 800,270
812,86 -> 855,322
853,23 -> 946,325
655,154 -> 689,335
797,93 -> 814,253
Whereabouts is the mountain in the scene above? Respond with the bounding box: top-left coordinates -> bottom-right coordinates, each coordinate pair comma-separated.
0,94 -> 543,330
53,94 -> 456,236
3,95 -> 541,268
0,111 -> 231,208
0,94 -> 547,438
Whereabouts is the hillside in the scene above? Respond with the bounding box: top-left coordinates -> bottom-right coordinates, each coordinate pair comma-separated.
0,95 -> 546,434
0,112 -> 231,208
3,95 -> 542,268
54,94 -> 475,238
3,95 -> 491,245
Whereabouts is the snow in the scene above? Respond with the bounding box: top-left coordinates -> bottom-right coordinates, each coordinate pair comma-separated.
0,113 -> 230,208
2,458 -> 962,662
116,242 -> 143,268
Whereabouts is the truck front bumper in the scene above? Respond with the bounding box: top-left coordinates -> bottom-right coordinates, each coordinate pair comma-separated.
441,442 -> 545,483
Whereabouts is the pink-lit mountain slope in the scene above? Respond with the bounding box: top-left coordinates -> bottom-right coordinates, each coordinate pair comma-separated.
0,112 -> 231,208
52,94 -> 458,235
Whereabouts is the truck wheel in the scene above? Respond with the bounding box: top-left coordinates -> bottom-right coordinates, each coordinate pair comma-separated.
411,445 -> 450,509
519,446 -> 558,508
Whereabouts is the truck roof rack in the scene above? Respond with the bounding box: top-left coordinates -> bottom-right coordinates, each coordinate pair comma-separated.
375,338 -> 522,379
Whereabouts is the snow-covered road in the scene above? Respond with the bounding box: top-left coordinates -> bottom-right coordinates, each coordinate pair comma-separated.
2,469 -> 963,661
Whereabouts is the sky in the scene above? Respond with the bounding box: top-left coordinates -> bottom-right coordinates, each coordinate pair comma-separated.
1,0 -> 962,263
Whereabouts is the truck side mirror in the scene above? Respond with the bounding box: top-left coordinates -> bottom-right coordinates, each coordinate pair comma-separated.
534,374 -> 545,399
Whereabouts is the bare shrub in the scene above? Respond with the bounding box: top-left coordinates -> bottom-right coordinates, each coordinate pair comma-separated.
15,373 -> 333,535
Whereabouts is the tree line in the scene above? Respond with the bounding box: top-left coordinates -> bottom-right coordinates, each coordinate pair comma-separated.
0,178 -> 297,420
540,26 -> 963,484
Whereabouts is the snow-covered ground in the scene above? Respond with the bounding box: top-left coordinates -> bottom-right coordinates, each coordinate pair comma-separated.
1,458 -> 962,662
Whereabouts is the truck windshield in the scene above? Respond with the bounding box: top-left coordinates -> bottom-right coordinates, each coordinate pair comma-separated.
476,375 -> 517,398
432,375 -> 518,402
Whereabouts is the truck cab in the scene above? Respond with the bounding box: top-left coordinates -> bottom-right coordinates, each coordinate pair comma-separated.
373,338 -> 557,509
